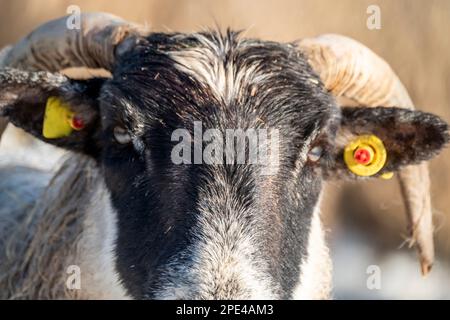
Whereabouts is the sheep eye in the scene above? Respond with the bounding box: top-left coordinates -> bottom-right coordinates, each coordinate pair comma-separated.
113,126 -> 132,144
308,146 -> 323,162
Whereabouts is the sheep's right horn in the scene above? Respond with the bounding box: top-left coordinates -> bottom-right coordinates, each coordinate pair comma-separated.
0,13 -> 147,141
0,12 -> 146,72
299,34 -> 434,276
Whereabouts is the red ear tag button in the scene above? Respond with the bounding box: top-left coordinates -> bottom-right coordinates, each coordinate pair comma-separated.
70,115 -> 85,131
354,147 -> 373,165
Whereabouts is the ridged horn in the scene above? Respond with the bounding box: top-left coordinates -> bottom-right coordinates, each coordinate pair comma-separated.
0,12 -> 145,71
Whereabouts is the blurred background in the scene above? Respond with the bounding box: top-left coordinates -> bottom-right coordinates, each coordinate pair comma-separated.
0,0 -> 449,299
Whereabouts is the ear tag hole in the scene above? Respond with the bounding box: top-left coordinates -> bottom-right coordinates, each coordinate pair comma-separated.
344,135 -> 390,178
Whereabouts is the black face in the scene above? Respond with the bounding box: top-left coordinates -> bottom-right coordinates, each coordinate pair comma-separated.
1,31 -> 448,300
96,33 -> 339,298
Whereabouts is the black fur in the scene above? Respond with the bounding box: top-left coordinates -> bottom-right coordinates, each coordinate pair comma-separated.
98,31 -> 337,298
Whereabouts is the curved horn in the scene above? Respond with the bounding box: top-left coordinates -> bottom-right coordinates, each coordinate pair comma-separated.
299,34 -> 434,275
0,13 -> 146,141
0,12 -> 145,72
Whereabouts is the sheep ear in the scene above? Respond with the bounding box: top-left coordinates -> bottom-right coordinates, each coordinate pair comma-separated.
325,106 -> 449,179
0,68 -> 104,156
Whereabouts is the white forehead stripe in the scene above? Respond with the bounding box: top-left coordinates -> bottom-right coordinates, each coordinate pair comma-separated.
169,36 -> 268,104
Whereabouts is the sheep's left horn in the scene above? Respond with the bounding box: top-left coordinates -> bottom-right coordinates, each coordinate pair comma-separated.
299,34 -> 434,275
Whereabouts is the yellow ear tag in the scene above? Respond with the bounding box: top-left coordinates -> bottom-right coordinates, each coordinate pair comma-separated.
42,97 -> 74,139
344,135 -> 388,177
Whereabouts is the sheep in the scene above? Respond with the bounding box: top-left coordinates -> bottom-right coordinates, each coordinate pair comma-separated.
0,13 -> 448,299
